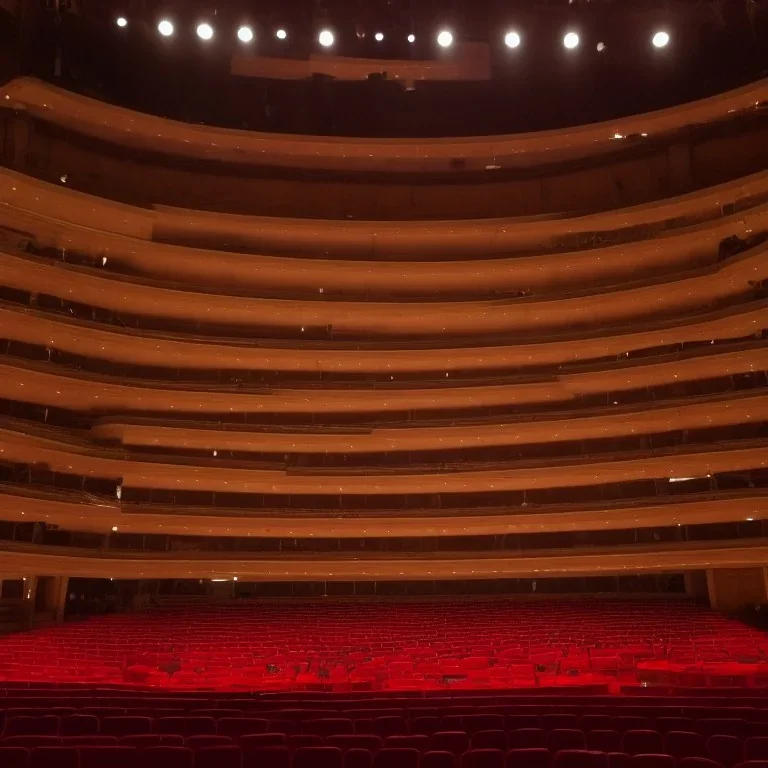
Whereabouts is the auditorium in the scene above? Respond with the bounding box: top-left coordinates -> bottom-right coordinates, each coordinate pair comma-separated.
0,0 -> 767,766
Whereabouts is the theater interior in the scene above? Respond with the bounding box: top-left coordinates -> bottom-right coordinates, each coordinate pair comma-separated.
0,0 -> 768,765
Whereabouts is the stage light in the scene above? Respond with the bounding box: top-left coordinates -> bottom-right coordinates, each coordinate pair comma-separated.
437,29 -> 453,48
652,30 -> 670,48
116,16 -> 127,28
504,30 -> 521,48
374,32 -> 384,41
318,29 -> 334,47
196,22 -> 214,40
563,31 -> 579,49
157,19 -> 174,37
407,33 -> 416,43
276,28 -> 287,39
237,25 -> 254,43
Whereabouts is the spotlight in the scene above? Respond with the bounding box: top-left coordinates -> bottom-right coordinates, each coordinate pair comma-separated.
436,29 -> 453,48
157,19 -> 174,37
504,30 -> 521,48
563,31 -> 579,49
237,25 -> 254,43
374,32 -> 384,41
318,29 -> 334,47
116,16 -> 128,28
276,28 -> 287,40
407,33 -> 416,43
652,30 -> 670,48
196,22 -> 214,40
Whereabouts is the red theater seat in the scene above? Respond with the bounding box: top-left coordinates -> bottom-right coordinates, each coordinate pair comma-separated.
0,747 -> 30,768
472,733 -> 508,751
101,718 -> 152,738
385,736 -> 429,751
629,756 -> 676,768
422,752 -> 458,768
287,736 -> 324,750
374,748 -> 420,768
587,734 -> 622,754
217,720 -> 268,738
3,738 -> 62,748
506,748 -> 551,768
431,733 -> 470,756
142,747 -> 194,768
345,749 -> 374,768
679,759 -> 725,768
241,745 -> 289,768
29,749 -> 78,768
61,737 -> 118,747
185,736 -> 234,749
708,736 -> 744,768
548,731 -> 587,752
304,720 -> 355,738
462,749 -> 505,768
666,732 -> 708,760
327,736 -> 384,753
510,731 -> 548,750
553,751 -> 610,768
193,746 -> 242,768
78,746 -> 138,768
373,719 -> 408,738
59,717 -> 98,737
293,746 -> 344,768
622,733 -> 664,757
4,718 -> 60,738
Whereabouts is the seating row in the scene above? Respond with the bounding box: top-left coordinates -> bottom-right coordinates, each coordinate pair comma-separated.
1,743 -> 768,768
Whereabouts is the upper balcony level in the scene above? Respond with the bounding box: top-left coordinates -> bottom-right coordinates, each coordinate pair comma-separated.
1,77 -> 767,219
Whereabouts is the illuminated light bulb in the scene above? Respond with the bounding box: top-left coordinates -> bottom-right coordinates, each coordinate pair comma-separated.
276,28 -> 287,39
237,26 -> 254,43
318,29 -> 334,47
437,29 -> 453,48
652,30 -> 670,48
116,16 -> 128,28
196,22 -> 214,40
374,32 -> 384,41
563,31 -> 579,49
407,33 -> 415,43
157,19 -> 174,37
504,30 -> 521,48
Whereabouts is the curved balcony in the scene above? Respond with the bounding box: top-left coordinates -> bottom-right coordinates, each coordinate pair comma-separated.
2,422 -> 768,494
1,244 -> 766,338
3,166 -> 768,260
2,76 -> 766,174
0,484 -> 766,537
91,390 -> 768,454
0,343 -> 764,414
4,190 -> 766,299
1,539 -> 767,579
1,299 -> 764,373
